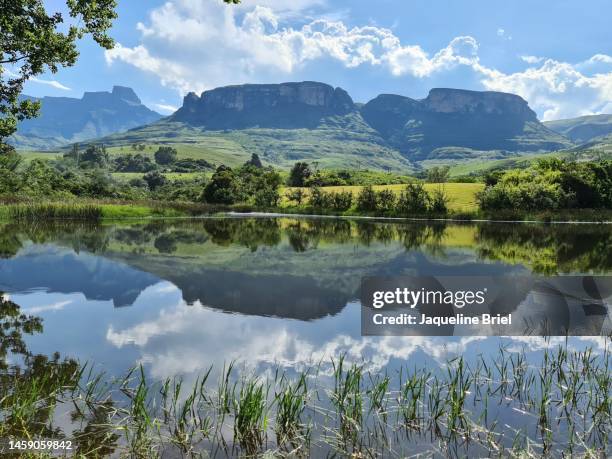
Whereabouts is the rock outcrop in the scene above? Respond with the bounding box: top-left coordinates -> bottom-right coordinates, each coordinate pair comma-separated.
362,88 -> 570,157
171,81 -> 355,128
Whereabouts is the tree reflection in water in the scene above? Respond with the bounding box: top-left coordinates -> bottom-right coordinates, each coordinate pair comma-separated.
0,294 -> 118,457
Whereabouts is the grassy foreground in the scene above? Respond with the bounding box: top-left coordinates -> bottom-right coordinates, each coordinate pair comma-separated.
1,341 -> 609,457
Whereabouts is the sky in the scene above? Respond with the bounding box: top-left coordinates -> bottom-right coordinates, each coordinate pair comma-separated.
21,0 -> 612,120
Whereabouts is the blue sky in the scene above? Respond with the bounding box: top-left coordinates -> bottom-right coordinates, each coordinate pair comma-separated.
24,0 -> 612,120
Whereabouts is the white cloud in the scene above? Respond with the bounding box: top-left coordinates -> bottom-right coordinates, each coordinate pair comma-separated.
30,77 -> 71,91
104,0 -> 480,94
476,58 -> 612,120
5,69 -> 71,91
152,103 -> 178,114
104,0 -> 612,120
520,55 -> 544,64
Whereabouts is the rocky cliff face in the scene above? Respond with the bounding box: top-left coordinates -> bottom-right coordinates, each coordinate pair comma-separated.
172,81 -> 355,128
423,88 -> 538,119
12,86 -> 162,149
362,88 -> 569,157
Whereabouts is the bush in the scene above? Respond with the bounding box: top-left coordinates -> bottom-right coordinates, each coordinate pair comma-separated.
329,191 -> 353,211
309,187 -> 331,208
202,166 -> 241,204
286,188 -> 306,205
288,162 -> 312,187
143,171 -> 168,191
377,189 -> 396,213
154,146 -> 178,165
396,183 -> 430,215
429,187 -> 449,214
356,185 -> 378,212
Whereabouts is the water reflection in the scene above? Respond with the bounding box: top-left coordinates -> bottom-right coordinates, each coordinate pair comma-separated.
1,217 -> 611,455
0,216 -> 610,378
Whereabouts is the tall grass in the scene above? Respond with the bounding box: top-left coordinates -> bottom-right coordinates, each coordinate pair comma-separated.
6,203 -> 103,221
1,341 -> 610,457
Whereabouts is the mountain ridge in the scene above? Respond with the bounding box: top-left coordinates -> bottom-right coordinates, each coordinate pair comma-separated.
9,86 -> 162,150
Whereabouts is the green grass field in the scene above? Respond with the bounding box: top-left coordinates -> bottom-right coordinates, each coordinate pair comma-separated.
105,140 -> 252,168
17,150 -> 62,162
282,183 -> 484,212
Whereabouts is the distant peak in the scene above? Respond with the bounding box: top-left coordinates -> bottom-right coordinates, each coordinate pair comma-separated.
112,86 -> 141,104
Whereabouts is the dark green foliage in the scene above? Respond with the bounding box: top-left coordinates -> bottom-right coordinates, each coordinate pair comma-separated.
356,186 -> 378,212
377,189 -> 396,212
309,187 -> 331,208
244,153 -> 263,168
143,171 -> 167,191
430,187 -> 449,214
0,0 -> 117,140
285,188 -> 306,205
478,159 -> 612,211
80,145 -> 110,168
114,154 -> 156,172
426,166 -> 450,183
288,162 -> 312,187
154,146 -> 178,165
169,158 -> 214,172
202,166 -> 241,204
329,191 -> 353,211
397,183 -> 430,215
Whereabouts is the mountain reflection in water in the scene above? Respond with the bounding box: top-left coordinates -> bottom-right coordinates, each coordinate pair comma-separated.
0,217 -> 610,380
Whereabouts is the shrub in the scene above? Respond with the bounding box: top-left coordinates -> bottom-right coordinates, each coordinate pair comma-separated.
288,162 -> 312,187
377,189 -> 396,213
143,171 -> 168,191
286,188 -> 306,205
356,185 -> 378,212
329,191 -> 353,211
309,187 -> 331,208
396,183 -> 430,215
429,187 -> 449,214
154,146 -> 178,165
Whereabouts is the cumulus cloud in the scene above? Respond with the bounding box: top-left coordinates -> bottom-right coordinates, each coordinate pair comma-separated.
476,58 -> 612,120
104,0 -> 612,120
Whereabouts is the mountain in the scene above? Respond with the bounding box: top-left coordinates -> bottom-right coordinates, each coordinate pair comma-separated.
21,81 -> 575,171
544,114 -> 612,144
172,81 -> 355,128
9,86 -> 162,150
362,89 -> 572,160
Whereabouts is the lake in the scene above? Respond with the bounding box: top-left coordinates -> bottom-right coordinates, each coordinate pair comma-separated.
1,216 -> 610,457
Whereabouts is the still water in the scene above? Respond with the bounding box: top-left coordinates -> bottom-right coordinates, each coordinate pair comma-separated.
1,217 -> 610,377
0,217 -> 610,455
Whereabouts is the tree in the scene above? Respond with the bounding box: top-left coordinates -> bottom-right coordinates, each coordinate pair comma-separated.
244,153 -> 263,168
426,166 -> 450,183
202,165 -> 241,204
143,170 -> 167,191
80,144 -> 109,168
154,146 -> 178,165
288,162 -> 312,187
0,1 -> 117,141
0,0 -> 240,144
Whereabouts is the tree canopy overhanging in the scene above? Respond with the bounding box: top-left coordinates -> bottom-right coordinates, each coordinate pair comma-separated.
0,0 -> 241,148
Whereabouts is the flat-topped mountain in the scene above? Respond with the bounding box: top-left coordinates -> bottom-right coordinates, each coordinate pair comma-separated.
362,88 -> 570,159
10,86 -> 162,150
171,81 -> 355,129
17,81 -> 577,170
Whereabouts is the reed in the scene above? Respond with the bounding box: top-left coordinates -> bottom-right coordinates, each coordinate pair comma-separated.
1,340 -> 610,457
